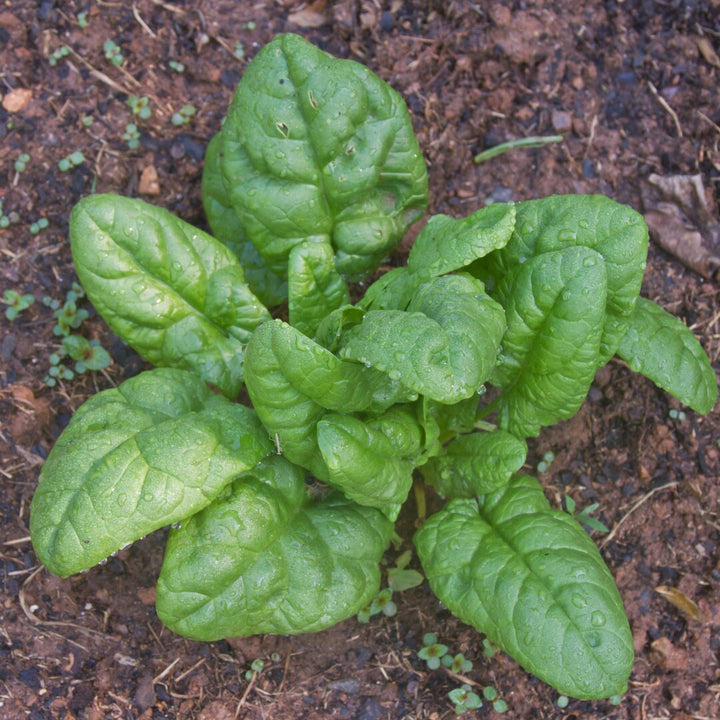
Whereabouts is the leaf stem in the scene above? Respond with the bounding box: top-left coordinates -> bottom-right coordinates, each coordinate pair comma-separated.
474,135 -> 564,164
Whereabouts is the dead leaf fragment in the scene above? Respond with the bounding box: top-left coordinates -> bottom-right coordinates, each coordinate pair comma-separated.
2,87 -> 32,113
288,1 -> 328,28
655,585 -> 702,621
649,636 -> 688,671
139,165 -> 160,196
696,36 -> 720,67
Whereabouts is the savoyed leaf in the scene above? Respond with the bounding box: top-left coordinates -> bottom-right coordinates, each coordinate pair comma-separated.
202,131 -> 287,306
414,474 -> 634,700
221,33 -> 427,277
408,203 -> 516,278
490,246 -> 607,437
474,195 -> 648,364
156,468 -> 393,640
617,297 -> 717,414
70,194 -> 270,397
422,429 -> 527,497
30,368 -> 271,577
340,274 -> 505,403
288,240 -> 349,337
358,266 -> 418,312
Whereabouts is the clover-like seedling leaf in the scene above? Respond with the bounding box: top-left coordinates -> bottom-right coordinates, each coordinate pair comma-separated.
414,474 -> 634,700
70,194 -> 270,398
221,33 -> 428,277
30,368 -> 272,577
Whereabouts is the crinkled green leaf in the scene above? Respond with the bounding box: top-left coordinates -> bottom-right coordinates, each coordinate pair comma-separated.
221,33 -> 427,277
70,194 -> 270,397
156,469 -> 393,640
422,429 -> 527,497
244,319 -> 410,475
202,131 -> 287,306
288,240 -> 349,337
358,267 -> 418,312
315,304 -> 366,352
340,274 -> 505,403
474,195 -> 648,364
30,368 -> 272,577
490,246 -> 607,437
408,203 -> 516,279
317,407 -> 422,519
617,296 -> 717,414
414,474 -> 633,700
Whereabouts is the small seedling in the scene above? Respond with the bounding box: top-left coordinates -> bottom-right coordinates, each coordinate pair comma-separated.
103,39 -> 124,67
537,450 -> 555,473
668,408 -> 686,421
481,638 -> 497,658
14,153 -> 30,173
77,11 -> 89,28
171,104 -> 196,126
82,115 -> 94,128
127,95 -> 152,120
387,549 -> 424,591
418,632 -> 449,670
557,695 -> 570,708
122,123 -> 140,150
29,218 -> 49,235
565,496 -> 610,534
168,60 -> 185,73
58,151 -> 85,172
234,42 -> 245,59
62,335 -> 112,373
49,45 -> 70,66
448,684 -> 482,714
442,652 -> 473,674
3,289 -> 35,320
357,586 -> 396,623
244,658 -> 265,681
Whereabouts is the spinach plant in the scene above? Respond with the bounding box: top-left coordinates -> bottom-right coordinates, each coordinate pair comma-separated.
30,34 -> 717,702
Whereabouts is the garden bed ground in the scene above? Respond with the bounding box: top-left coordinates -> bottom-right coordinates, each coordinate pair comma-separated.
1,1 -> 719,718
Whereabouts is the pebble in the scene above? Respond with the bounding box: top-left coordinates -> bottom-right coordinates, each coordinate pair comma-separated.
551,109 -> 572,133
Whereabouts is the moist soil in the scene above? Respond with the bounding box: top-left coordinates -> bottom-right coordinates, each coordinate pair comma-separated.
1,1 -> 719,719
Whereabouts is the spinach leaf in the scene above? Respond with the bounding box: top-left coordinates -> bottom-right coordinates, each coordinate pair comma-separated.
70,194 -> 270,397
202,131 -> 288,307
414,474 -> 634,700
618,296 -> 717,414
489,246 -> 607,437
156,465 -> 393,640
221,33 -> 428,277
29,368 -> 271,577
474,195 -> 648,364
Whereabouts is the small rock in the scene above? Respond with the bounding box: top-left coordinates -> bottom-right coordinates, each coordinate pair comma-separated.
649,636 -> 687,671
2,87 -> 32,113
136,586 -> 156,605
139,165 -> 160,195
133,673 -> 156,712
551,109 -> 573,133
327,678 -> 361,694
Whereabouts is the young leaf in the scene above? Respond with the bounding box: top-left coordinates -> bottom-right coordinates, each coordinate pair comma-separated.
474,195 -> 648,364
414,474 -> 634,700
221,33 -> 428,277
617,297 -> 717,414
357,266 -> 418,312
156,472 -> 393,640
288,240 -> 349,336
422,429 -> 527,497
202,131 -> 288,307
30,368 -> 272,577
340,274 -> 505,403
70,194 -> 270,398
490,246 -> 607,437
408,203 -> 516,279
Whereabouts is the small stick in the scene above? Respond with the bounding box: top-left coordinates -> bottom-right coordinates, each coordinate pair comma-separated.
474,135 -> 564,164
647,81 -> 683,137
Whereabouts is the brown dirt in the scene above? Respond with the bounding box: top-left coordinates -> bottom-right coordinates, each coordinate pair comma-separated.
1,1 -> 719,719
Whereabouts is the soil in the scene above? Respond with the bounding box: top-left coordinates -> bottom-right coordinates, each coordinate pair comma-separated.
1,1 -> 719,719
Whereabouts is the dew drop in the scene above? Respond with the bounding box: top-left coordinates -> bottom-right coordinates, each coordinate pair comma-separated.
578,219 -> 590,230
582,255 -> 597,267
571,593 -> 587,609
587,632 -> 602,648
558,229 -> 577,242
117,493 -> 128,507
591,611 -> 606,627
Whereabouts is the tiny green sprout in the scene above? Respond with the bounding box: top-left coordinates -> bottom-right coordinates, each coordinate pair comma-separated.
387,549 -> 424,591
668,408 -> 686,422
77,11 -> 88,28
556,695 -> 569,708
442,653 -> 473,674
565,496 -> 610,534
244,657 -> 265,680
14,153 -> 30,173
3,289 -> 35,321
482,686 -> 497,701
103,39 -> 124,67
82,115 -> 94,127
122,123 -> 140,150
0,216 -> 9,229
234,41 -> 245,59
58,151 -> 85,171
493,698 -> 508,713
127,95 -> 152,120
448,684 -> 482,714
242,21 -> 256,30
168,60 -> 185,73
30,217 -> 49,235
48,45 -> 70,67
481,637 -> 497,658
418,633 -> 449,670
537,450 -> 555,473
53,299 -> 90,336
43,295 -> 60,311
62,336 -> 112,372
171,104 -> 196,126
370,587 -> 397,617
